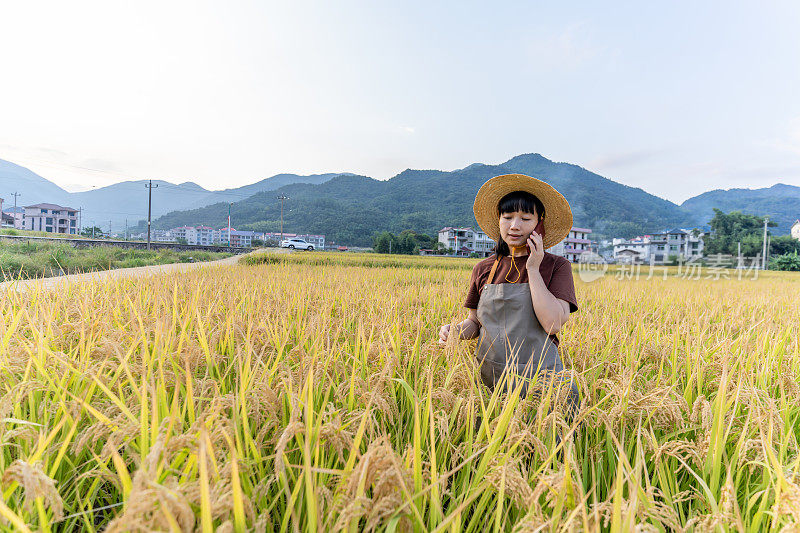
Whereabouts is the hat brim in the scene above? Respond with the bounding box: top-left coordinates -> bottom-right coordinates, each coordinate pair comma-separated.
473,174 -> 573,250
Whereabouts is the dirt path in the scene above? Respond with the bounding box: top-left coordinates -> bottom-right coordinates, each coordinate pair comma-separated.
0,248 -> 287,294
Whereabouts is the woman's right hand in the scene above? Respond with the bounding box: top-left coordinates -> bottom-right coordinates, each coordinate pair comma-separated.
438,324 -> 451,345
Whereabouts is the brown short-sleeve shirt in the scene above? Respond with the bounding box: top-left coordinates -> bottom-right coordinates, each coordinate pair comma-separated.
463,251 -> 578,347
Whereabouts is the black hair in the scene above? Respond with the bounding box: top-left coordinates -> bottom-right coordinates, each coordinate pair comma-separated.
492,190 -> 545,257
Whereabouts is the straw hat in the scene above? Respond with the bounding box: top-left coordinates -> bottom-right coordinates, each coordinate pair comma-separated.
473,174 -> 573,250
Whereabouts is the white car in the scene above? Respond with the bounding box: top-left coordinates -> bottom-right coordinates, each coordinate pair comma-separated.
281,238 -> 315,251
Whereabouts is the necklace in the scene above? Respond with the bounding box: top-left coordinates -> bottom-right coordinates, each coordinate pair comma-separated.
504,247 -> 526,283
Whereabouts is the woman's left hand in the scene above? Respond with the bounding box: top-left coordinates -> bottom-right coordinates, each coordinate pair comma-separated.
526,231 -> 544,272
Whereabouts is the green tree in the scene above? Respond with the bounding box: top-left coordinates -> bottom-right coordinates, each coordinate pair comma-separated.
704,209 -> 777,256
399,233 -> 416,254
769,251 -> 800,271
373,232 -> 393,253
769,235 -> 800,256
81,226 -> 105,238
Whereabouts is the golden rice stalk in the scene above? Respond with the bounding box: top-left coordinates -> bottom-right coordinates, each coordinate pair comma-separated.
1,459 -> 64,521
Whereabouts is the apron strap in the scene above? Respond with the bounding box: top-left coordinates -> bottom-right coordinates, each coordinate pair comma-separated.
480,257 -> 501,294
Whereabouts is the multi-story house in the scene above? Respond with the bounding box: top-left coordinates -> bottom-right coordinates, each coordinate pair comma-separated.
437,227 -> 496,257
792,219 -> 800,241
230,230 -> 259,247
613,236 -> 655,264
613,228 -> 705,264
171,226 -> 197,244
649,228 -> 704,263
548,227 -> 593,263
214,228 -> 230,245
23,203 -> 79,234
194,226 -> 215,246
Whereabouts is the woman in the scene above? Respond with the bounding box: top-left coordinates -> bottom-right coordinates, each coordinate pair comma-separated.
439,173 -> 580,418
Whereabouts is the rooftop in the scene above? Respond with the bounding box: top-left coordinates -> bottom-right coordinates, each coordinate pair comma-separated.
24,203 -> 78,211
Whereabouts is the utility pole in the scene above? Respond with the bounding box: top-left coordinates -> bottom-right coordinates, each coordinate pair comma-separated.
146,180 -> 158,250
91,220 -> 96,238
109,220 -> 112,239
228,203 -> 233,245
737,241 -> 742,269
78,207 -> 82,234
277,195 -> 289,244
124,219 -> 128,241
766,233 -> 771,269
761,216 -> 769,270
11,192 -> 20,229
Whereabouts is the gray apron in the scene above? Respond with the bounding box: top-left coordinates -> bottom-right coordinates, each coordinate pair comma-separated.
475,257 -> 579,418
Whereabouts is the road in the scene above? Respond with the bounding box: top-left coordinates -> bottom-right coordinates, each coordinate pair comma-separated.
0,249 -> 285,294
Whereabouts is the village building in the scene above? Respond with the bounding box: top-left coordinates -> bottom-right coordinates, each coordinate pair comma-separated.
23,203 -> 79,234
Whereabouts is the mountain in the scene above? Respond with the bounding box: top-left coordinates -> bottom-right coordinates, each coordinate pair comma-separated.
0,159 -> 341,232
0,159 -> 72,208
680,183 -> 800,235
7,154 -> 798,246
181,173 -> 347,210
138,153 -> 704,246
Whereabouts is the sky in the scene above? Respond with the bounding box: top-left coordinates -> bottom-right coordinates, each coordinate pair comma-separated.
1,0 -> 799,204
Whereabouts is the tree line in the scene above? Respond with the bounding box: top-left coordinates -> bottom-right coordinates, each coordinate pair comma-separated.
705,208 -> 800,270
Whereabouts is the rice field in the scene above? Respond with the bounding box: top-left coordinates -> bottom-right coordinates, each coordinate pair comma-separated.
0,251 -> 799,532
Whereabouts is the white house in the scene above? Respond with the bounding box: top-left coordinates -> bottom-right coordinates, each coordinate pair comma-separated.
152,229 -> 176,242
549,227 -> 593,263
650,228 -> 704,263
612,236 -> 654,264
792,219 -> 800,241
171,226 -> 197,244
194,226 -> 215,246
438,227 -> 495,257
613,227 -> 704,264
23,203 -> 79,234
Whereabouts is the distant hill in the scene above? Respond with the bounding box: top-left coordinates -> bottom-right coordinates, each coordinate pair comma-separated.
7,154 -> 798,247
138,153 -> 704,246
0,159 -> 341,232
680,183 -> 800,235
0,159 -> 72,207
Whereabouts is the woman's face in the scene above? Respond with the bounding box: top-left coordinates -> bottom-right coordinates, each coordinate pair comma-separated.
498,208 -> 539,249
